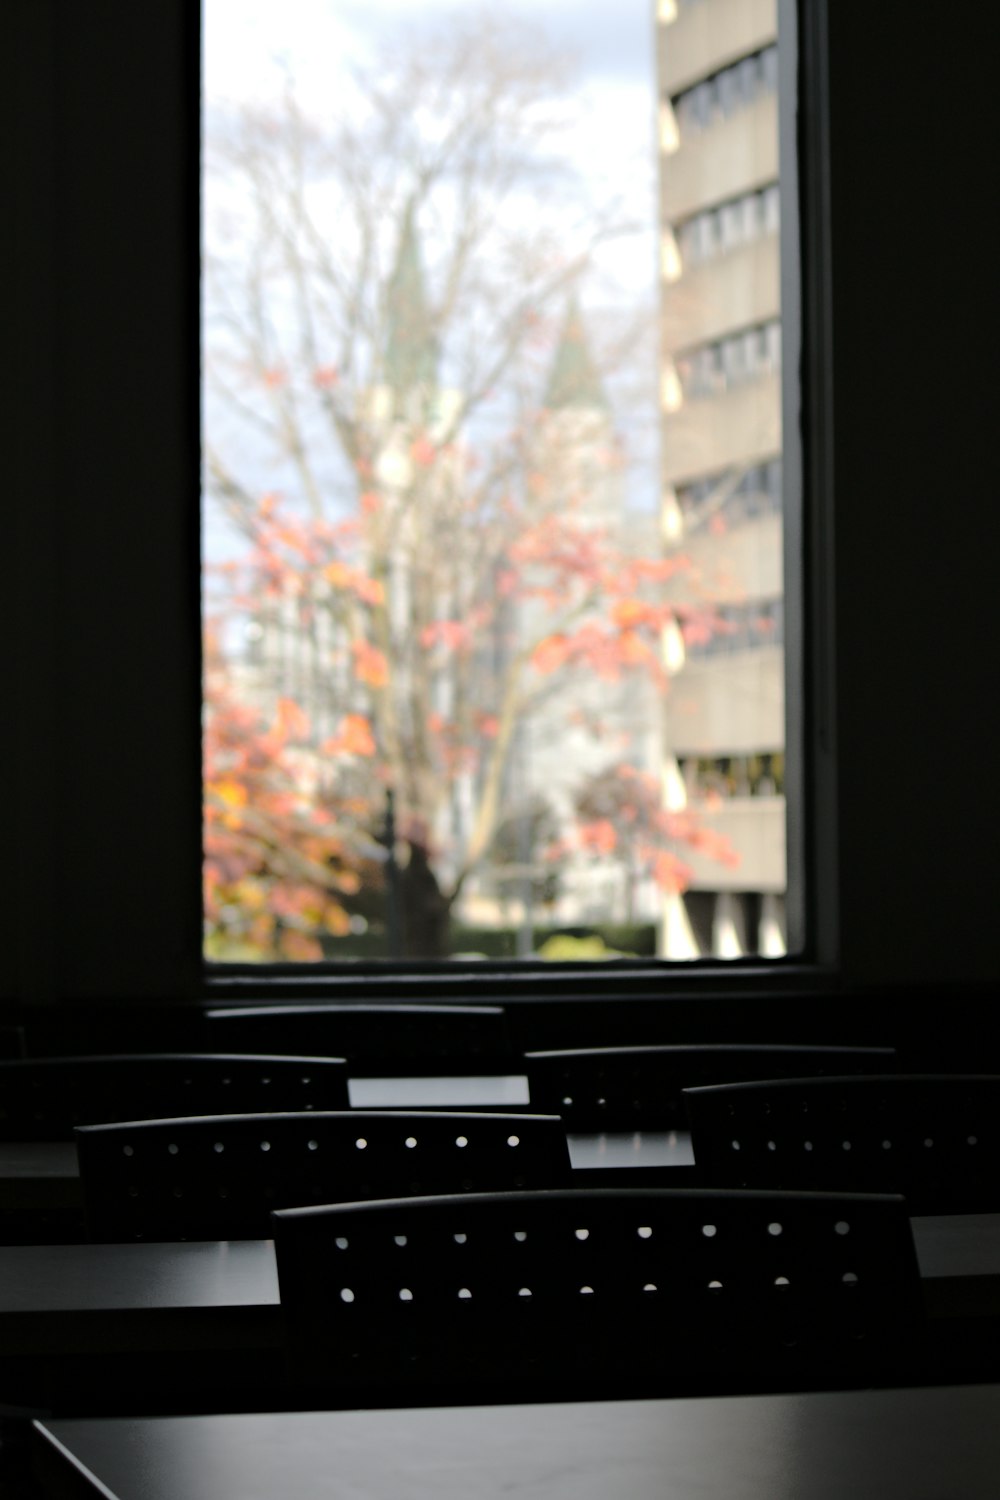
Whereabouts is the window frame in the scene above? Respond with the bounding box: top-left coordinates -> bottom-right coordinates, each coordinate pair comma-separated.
5,0 -> 996,1028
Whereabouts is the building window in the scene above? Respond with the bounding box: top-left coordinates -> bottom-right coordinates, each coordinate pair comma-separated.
675,186 -> 780,271
673,45 -> 778,142
675,321 -> 781,399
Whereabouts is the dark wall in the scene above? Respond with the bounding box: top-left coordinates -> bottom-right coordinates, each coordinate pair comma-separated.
822,6 -> 998,984
3,2 -> 203,1001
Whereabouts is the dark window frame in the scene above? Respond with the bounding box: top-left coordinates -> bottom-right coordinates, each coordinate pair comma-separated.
4,0 -> 997,1036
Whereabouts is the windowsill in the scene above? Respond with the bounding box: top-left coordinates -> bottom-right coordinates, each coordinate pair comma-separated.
202,957 -> 833,1002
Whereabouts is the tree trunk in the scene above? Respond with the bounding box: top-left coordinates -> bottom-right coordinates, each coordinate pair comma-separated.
399,840 -> 453,959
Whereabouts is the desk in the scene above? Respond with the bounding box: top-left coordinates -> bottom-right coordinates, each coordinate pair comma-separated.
33,1384 -> 1000,1499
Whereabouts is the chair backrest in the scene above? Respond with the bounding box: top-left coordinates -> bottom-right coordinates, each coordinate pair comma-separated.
203,1004 -> 512,1069
524,1044 -> 897,1129
0,1054 -> 348,1140
684,1074 -> 1000,1211
76,1111 -> 571,1240
273,1186 -> 921,1400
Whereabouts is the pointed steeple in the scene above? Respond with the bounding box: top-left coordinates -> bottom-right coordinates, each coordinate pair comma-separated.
543,294 -> 609,413
384,199 -> 438,407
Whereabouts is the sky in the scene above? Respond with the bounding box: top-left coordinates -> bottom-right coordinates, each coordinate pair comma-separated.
205,0 -> 657,97
202,0 -> 662,563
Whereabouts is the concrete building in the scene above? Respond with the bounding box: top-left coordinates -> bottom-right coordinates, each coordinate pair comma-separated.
655,0 -> 786,957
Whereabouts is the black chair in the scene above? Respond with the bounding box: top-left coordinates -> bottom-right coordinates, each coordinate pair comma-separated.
76,1111 -> 571,1240
684,1074 -> 1000,1213
273,1186 -> 921,1403
0,1054 -> 348,1140
524,1044 -> 897,1130
203,1004 -> 512,1071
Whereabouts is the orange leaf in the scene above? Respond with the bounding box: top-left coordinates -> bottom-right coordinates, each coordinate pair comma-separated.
581,819 -> 617,855
612,599 -> 649,629
209,777 -> 247,810
342,713 -> 377,756
279,930 -> 323,961
323,713 -> 377,758
273,697 -> 310,742
531,634 -> 570,674
352,574 -> 385,606
352,642 -> 389,688
653,851 -> 693,894
323,904 -> 352,937
618,631 -> 651,665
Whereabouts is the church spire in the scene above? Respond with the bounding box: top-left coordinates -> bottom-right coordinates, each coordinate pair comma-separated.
543,294 -> 609,413
384,199 -> 438,408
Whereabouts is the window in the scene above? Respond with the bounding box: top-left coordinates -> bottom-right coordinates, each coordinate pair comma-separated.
673,45 -> 778,144
8,1 -> 994,1005
674,186 -> 780,273
202,1 -> 792,965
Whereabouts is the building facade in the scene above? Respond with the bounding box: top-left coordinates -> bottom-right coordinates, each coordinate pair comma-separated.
656,0 -> 786,957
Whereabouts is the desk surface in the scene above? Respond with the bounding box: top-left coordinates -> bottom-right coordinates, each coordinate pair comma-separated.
34,1383 -> 1000,1500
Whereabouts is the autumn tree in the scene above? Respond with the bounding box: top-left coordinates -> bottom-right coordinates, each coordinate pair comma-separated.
202,12 -> 735,960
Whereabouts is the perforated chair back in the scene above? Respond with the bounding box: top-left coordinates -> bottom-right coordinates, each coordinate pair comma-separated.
76,1111 -> 571,1240
525,1044 -> 896,1129
273,1186 -> 921,1401
0,1054 -> 348,1140
685,1074 -> 1000,1212
204,1004 -> 512,1069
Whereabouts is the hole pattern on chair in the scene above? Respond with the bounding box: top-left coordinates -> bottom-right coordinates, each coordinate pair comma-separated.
273,1187 -> 922,1397
684,1075 -> 1000,1212
0,1054 -> 350,1141
75,1110 -> 573,1242
523,1045 -> 897,1129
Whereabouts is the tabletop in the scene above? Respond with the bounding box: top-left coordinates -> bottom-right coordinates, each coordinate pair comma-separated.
33,1383 -> 1000,1499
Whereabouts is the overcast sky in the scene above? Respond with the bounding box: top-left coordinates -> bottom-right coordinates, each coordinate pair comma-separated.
205,0 -> 658,226
205,0 -> 656,97
202,1 -> 661,561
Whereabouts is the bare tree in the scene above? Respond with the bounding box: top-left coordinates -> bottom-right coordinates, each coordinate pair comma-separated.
203,12 -> 721,960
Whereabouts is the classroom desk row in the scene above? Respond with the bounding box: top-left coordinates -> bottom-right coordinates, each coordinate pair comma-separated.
0,1070 -> 696,1238
3,1210 -> 1000,1421
4,1211 -> 997,1338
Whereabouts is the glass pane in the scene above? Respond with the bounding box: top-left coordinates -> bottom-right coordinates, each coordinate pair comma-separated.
202,0 -> 787,963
